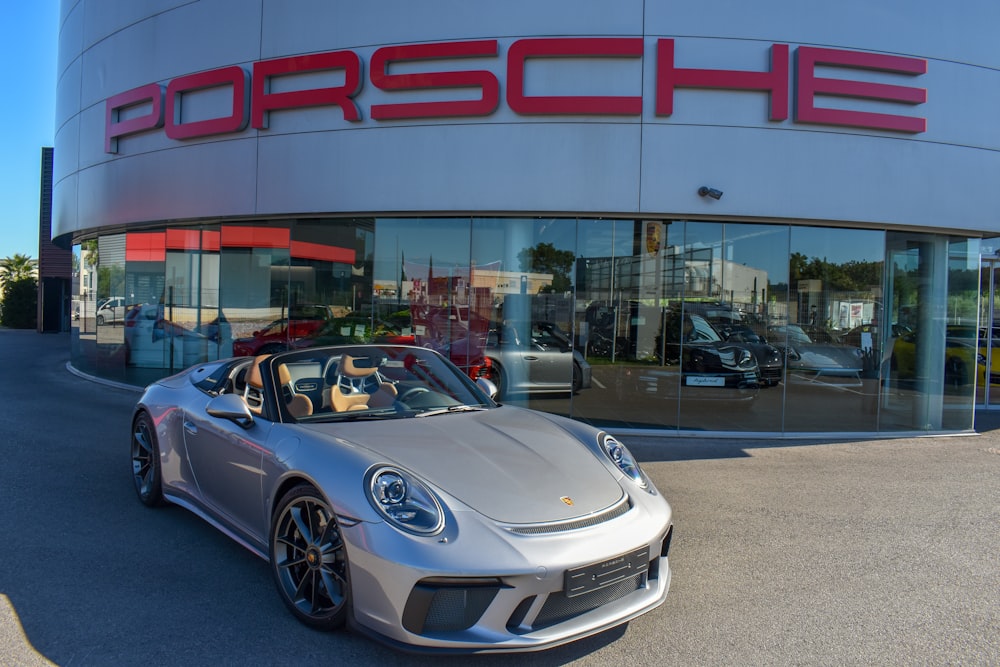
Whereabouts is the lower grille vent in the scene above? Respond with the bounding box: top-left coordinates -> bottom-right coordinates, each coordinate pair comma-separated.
531,573 -> 644,630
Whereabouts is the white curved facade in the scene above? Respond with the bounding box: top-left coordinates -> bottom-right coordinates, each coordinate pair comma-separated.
55,0 -> 1000,435
55,0 -> 1000,239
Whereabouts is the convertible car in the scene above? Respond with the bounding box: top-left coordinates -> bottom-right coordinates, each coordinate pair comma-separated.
768,324 -> 865,387
130,345 -> 673,653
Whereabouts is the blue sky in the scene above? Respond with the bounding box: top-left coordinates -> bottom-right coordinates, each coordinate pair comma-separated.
0,3 -> 59,260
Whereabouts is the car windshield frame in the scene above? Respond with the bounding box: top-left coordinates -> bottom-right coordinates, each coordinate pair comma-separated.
685,313 -> 724,343
263,344 -> 496,424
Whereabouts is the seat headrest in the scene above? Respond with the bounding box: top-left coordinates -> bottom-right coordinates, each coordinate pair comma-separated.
247,354 -> 270,389
341,355 -> 379,378
277,363 -> 292,385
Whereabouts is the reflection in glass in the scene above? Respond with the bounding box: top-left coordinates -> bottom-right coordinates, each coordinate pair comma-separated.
374,218 -> 474,371
223,223 -> 293,358
979,253 -> 1000,407
93,234 -> 128,380
284,218 -> 375,352
471,218 -> 579,415
783,227 -> 883,432
66,216 -> 985,436
678,223 -> 789,431
882,233 -> 978,431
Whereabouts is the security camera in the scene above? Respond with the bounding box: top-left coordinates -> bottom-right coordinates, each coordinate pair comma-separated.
698,186 -> 723,200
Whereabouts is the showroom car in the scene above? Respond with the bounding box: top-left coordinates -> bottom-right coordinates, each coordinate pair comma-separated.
639,311 -> 761,403
303,315 -> 416,347
768,324 -> 865,387
890,325 -> 987,387
129,344 -> 673,653
232,305 -> 336,356
713,324 -> 784,387
475,321 -> 592,398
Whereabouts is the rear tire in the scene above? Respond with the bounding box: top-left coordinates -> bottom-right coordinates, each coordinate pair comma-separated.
491,362 -> 507,399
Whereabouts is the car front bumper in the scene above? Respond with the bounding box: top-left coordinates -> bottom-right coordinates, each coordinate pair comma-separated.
342,496 -> 673,653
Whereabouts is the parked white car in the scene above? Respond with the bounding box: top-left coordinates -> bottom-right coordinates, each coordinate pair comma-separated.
96,296 -> 128,325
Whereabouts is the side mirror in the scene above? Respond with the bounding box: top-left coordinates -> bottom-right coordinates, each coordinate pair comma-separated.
476,377 -> 499,400
207,393 -> 255,429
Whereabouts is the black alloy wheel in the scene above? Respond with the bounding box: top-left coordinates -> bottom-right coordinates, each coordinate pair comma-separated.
270,485 -> 350,630
131,412 -> 164,507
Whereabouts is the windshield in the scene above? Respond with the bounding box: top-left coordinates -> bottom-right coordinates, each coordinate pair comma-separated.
775,325 -> 813,345
266,345 -> 494,423
685,314 -> 723,343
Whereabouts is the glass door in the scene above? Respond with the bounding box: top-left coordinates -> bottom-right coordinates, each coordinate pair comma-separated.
979,257 -> 1000,407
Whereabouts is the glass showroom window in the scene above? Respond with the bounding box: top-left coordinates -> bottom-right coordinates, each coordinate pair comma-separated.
572,220 -> 789,432
220,222 -> 292,357
471,217 -> 579,416
882,232 -> 979,432
978,243 -> 1000,409
281,218 -> 375,352
70,241 -> 98,378
781,227 -> 884,432
90,233 -> 129,382
575,218 -> 641,428
676,222 -> 789,432
373,218 -> 473,372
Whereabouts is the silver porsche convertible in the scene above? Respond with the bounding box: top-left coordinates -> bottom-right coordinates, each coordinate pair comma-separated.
130,344 -> 673,653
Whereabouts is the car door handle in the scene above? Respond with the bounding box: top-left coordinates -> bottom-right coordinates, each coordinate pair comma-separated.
523,356 -> 539,361
184,421 -> 198,435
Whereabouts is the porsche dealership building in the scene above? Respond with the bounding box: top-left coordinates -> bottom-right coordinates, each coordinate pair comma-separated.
54,0 -> 1000,435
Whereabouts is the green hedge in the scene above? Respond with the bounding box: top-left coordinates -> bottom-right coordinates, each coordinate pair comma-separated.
0,278 -> 37,329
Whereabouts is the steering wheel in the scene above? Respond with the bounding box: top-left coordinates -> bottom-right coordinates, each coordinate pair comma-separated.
397,386 -> 431,403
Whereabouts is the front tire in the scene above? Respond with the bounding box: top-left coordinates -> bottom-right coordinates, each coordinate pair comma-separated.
270,485 -> 350,630
131,412 -> 164,507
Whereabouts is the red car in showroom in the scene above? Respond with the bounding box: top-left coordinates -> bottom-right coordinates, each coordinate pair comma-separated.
232,305 -> 335,356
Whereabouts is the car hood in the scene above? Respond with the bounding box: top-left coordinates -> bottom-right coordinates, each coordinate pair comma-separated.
683,342 -> 757,371
300,407 -> 625,525
786,343 -> 863,371
743,342 -> 783,365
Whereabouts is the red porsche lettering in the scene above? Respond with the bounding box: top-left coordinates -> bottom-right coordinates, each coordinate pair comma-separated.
104,37 -> 928,153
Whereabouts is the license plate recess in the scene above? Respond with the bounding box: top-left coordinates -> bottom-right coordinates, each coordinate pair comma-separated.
564,546 -> 649,598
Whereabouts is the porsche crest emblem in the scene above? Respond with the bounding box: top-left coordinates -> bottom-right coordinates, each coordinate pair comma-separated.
560,496 -> 574,506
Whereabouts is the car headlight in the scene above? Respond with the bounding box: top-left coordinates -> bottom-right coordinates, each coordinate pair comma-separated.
367,466 -> 444,535
601,434 -> 651,491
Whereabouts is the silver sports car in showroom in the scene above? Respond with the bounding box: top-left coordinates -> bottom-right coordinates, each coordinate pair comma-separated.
130,344 -> 673,653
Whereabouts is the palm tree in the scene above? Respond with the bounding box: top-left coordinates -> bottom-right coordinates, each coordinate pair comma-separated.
0,253 -> 38,288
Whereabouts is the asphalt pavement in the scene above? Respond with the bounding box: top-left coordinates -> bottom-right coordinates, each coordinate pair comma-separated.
0,329 -> 997,666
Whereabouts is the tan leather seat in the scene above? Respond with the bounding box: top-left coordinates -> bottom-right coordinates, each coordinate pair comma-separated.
244,354 -> 270,414
368,381 -> 398,408
278,363 -> 314,418
329,355 -> 379,412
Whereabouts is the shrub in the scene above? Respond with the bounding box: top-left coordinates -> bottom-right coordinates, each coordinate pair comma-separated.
0,278 -> 38,329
